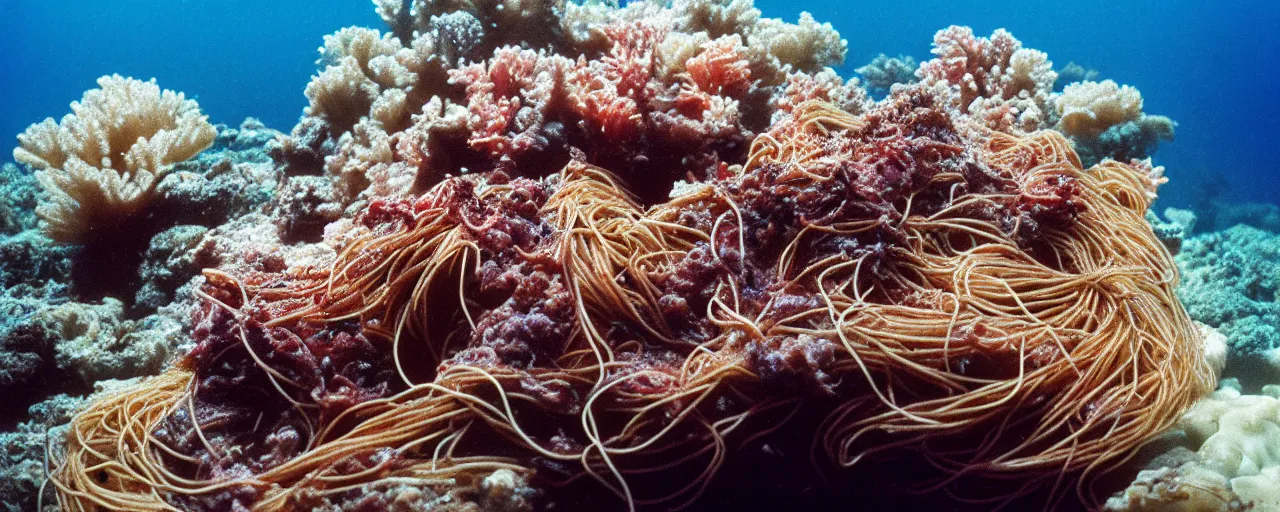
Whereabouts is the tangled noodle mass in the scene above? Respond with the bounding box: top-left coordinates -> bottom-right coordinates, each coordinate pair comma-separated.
50,97 -> 1212,510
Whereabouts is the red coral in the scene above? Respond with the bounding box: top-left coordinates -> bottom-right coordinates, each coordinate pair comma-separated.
568,69 -> 644,142
685,35 -> 752,97
359,197 -> 416,228
916,26 -> 1021,107
566,21 -> 669,144
598,21 -> 667,99
449,47 -> 568,160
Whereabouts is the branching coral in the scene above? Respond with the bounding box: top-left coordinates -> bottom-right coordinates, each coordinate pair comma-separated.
282,0 -> 851,207
915,28 -> 1175,166
916,26 -> 1057,134
14,75 -> 216,244
51,84 -> 1212,510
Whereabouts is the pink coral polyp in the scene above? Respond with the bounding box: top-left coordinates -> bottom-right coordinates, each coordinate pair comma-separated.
685,35 -> 753,97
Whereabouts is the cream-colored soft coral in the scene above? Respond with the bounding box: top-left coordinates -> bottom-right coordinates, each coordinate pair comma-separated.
745,12 -> 846,86
1055,80 -> 1174,165
305,56 -> 384,135
375,0 -> 563,50
14,75 -> 215,243
1056,79 -> 1144,138
670,0 -> 761,38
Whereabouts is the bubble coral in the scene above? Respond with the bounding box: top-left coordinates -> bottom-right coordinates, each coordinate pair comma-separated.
13,75 -> 216,244
51,81 -> 1212,509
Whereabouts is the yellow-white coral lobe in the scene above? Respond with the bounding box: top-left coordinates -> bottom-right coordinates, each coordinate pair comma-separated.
14,75 -> 215,243
1056,79 -> 1144,138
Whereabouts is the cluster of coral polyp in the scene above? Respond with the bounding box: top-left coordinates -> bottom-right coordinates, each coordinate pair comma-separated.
54,84 -> 1210,509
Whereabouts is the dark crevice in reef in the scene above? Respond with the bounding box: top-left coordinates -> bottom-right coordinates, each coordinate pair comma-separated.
67,207 -> 182,316
535,399 -> 1098,512
68,229 -> 151,310
0,325 -> 89,432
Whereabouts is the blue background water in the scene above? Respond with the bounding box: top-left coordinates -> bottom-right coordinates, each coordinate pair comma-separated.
1,0 -> 1276,207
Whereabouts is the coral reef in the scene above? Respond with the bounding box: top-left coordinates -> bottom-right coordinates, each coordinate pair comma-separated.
51,88 -> 1211,510
1108,220 -> 1280,510
1,112 -> 327,510
37,297 -> 181,386
1107,380 -> 1280,511
153,118 -> 278,232
0,164 -> 41,234
1147,207 -> 1197,254
280,0 -> 852,206
134,225 -> 211,311
916,27 -> 1175,166
0,3 -> 1215,511
0,279 -> 66,414
0,393 -> 87,512
0,378 -> 149,512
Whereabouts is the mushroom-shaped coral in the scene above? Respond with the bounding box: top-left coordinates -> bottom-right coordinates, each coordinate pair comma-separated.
1057,80 -> 1145,138
13,75 -> 216,244
1054,80 -> 1176,166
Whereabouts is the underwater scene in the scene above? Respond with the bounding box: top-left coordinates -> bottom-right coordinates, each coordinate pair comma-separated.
0,0 -> 1277,510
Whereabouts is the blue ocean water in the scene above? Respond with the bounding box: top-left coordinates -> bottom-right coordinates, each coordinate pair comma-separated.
1,0 -> 1276,206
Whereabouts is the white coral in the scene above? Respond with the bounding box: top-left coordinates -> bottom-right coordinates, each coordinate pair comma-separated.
38,298 -> 181,385
1056,79 -> 1144,138
746,12 -> 846,85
